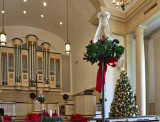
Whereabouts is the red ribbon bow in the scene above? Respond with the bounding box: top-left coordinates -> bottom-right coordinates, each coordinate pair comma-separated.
96,56 -> 118,93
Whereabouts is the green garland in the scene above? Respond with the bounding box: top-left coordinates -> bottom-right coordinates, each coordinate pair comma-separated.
63,94 -> 69,100
30,93 -> 36,100
99,98 -> 107,103
38,96 -> 45,103
83,35 -> 125,64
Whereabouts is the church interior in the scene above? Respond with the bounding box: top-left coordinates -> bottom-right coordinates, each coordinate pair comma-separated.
0,0 -> 160,121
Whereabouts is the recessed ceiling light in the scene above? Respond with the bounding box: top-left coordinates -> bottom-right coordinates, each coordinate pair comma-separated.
23,10 -> 27,14
1,10 -> 5,14
43,2 -> 47,7
24,0 -> 27,2
60,22 -> 63,25
41,15 -> 44,18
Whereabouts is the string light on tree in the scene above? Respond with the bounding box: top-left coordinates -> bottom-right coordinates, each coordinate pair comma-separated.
43,1 -> 47,7
23,10 -> 27,14
1,10 -> 5,14
59,21 -> 63,25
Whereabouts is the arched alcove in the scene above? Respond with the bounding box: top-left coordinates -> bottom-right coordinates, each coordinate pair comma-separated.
1,26 -> 66,54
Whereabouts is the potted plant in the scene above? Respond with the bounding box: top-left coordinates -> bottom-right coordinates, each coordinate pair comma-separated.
3,115 -> 13,122
70,114 -> 88,122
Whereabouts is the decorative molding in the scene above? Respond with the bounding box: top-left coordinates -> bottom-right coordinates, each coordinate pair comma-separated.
151,27 -> 160,38
127,0 -> 160,33
89,0 -> 106,9
89,0 -> 160,35
135,25 -> 147,32
135,25 -> 147,38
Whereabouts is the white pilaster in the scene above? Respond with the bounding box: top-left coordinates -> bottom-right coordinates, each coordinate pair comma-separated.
151,29 -> 160,114
147,37 -> 155,104
125,34 -> 136,93
135,25 -> 146,116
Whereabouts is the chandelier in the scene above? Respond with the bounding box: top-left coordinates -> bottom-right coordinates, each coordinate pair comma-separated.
112,0 -> 133,11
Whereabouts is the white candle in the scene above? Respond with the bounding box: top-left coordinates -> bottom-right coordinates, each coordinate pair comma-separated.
50,110 -> 52,117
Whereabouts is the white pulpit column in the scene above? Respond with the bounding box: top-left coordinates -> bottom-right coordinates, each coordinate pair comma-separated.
135,25 -> 146,116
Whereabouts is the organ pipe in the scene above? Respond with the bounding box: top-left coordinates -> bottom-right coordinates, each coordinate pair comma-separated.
41,42 -> 50,84
13,38 -> 23,82
26,35 -> 38,85
1,53 -> 7,85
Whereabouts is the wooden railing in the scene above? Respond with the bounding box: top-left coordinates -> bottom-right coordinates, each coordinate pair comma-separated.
0,102 -> 59,116
0,102 -> 15,116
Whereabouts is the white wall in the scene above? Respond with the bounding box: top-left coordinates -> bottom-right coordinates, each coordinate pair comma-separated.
151,30 -> 160,114
132,39 -> 136,94
147,38 -> 155,103
71,23 -> 125,116
68,1 -> 126,115
1,26 -> 66,54
127,37 -> 136,94
105,34 -> 125,117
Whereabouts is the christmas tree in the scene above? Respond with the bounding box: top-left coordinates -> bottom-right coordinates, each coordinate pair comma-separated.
109,71 -> 139,117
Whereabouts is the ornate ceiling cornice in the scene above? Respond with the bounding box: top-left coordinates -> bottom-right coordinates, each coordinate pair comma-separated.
89,0 -> 160,35
89,0 -> 106,9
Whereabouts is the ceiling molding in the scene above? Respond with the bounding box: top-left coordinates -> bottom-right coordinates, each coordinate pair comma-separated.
124,0 -> 147,19
127,0 -> 160,33
89,0 -> 147,21
151,27 -> 160,38
89,0 -> 106,9
89,0 -> 160,35
143,11 -> 160,26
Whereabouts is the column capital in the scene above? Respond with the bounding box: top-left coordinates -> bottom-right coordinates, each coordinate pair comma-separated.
12,38 -> 23,47
26,34 -> 38,46
135,25 -> 147,38
41,42 -> 50,51
135,25 -> 147,31
124,33 -> 135,40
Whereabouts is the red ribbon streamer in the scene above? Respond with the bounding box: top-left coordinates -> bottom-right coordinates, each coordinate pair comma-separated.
96,56 -> 118,93
41,101 -> 44,104
32,93 -> 34,100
